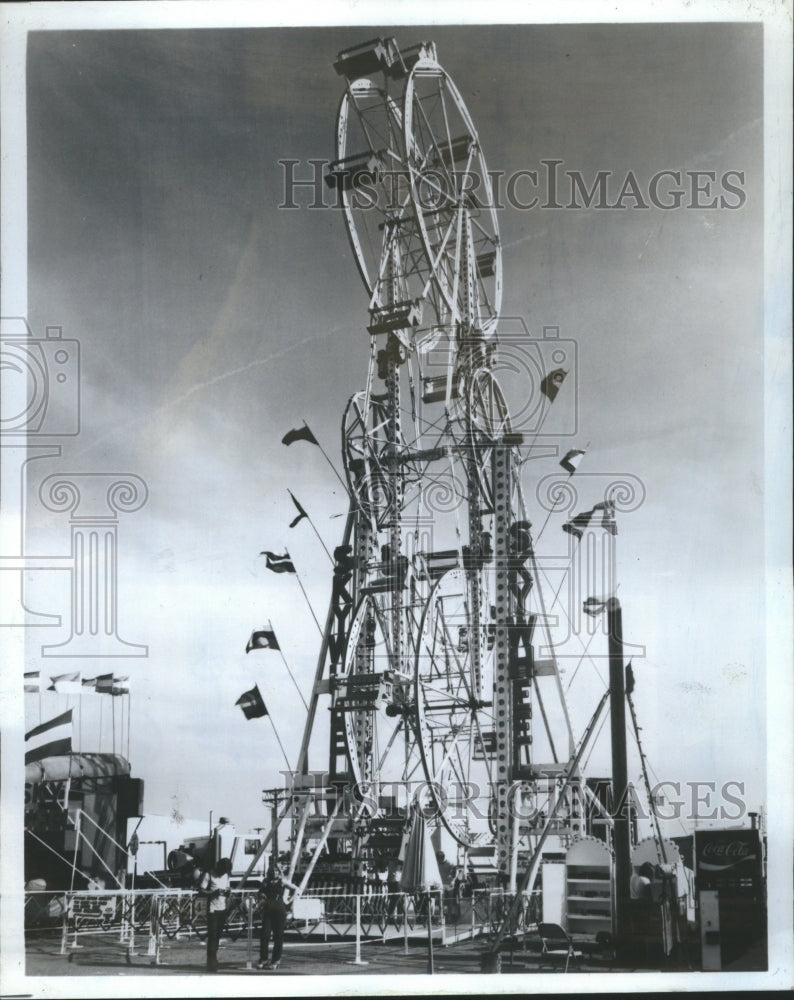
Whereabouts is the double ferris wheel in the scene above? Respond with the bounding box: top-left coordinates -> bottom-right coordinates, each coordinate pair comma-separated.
291,37 -> 578,881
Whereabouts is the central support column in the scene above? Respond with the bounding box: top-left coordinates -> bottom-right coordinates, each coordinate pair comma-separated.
491,442 -> 514,880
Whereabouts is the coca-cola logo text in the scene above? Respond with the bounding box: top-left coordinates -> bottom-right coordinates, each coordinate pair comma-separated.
702,840 -> 753,861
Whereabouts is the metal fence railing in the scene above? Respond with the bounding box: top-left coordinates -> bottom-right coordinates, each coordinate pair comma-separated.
27,884 -> 543,966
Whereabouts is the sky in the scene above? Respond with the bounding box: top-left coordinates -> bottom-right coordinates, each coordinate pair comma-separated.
4,19 -> 774,845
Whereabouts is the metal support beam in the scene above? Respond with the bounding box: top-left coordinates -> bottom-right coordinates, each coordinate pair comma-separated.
607,597 -> 632,956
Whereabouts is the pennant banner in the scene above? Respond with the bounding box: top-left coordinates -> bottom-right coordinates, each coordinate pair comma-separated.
47,672 -> 82,694
236,684 -> 268,720
96,673 -> 129,695
560,448 -> 586,474
246,629 -> 281,654
625,661 -> 635,696
260,551 -> 296,574
582,597 -> 609,617
540,367 -> 567,403
25,710 -> 73,764
563,501 -> 617,539
282,424 -> 318,447
287,490 -> 308,529
24,671 -> 41,693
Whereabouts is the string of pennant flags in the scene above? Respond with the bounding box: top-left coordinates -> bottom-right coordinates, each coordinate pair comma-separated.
24,671 -> 130,695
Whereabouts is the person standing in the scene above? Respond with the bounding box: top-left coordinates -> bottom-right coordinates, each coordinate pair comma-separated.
201,857 -> 231,972
257,858 -> 297,971
386,858 -> 403,926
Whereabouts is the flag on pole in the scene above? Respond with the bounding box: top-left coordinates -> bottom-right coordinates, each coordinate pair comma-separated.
246,629 -> 281,653
282,424 -> 319,447
595,500 -> 618,535
563,500 -> 617,539
562,508 -> 595,539
259,551 -> 296,574
540,368 -> 567,402
236,684 -> 268,720
24,671 -> 41,693
47,672 -> 82,694
96,673 -> 128,695
625,661 -> 635,695
560,448 -> 586,474
25,710 -> 73,764
287,490 -> 308,529
582,596 -> 609,617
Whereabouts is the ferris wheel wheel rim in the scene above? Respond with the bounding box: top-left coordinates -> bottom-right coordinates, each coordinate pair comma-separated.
413,566 -> 496,847
335,84 -> 409,299
402,60 -> 503,337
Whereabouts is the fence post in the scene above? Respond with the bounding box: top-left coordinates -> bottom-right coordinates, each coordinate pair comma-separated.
245,895 -> 254,970
426,894 -> 435,974
60,894 -> 70,955
347,893 -> 368,965
125,890 -> 136,960
147,894 -> 161,965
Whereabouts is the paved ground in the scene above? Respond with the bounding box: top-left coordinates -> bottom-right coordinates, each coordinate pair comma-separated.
24,926 -> 767,980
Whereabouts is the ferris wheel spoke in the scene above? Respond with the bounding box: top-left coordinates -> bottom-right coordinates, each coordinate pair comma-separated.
375,715 -> 405,775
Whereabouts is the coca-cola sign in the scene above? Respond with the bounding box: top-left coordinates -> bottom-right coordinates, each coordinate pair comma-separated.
696,829 -> 761,878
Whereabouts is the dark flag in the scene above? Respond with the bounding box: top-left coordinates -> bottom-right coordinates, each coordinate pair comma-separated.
563,508 -> 595,539
259,551 -> 296,574
25,710 -> 73,764
95,672 -> 128,695
282,424 -> 319,447
236,684 -> 268,720
540,368 -> 567,402
625,661 -> 635,696
287,490 -> 308,529
582,596 -> 608,617
594,500 -> 618,535
560,448 -> 586,474
563,501 -> 616,539
246,629 -> 281,653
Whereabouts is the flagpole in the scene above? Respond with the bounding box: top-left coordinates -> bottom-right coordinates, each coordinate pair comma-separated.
288,490 -> 334,564
534,487 -> 567,547
290,561 -> 324,637
267,715 -> 292,772
112,694 -> 116,756
302,421 -> 349,494
306,515 -> 334,563
269,619 -> 309,711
